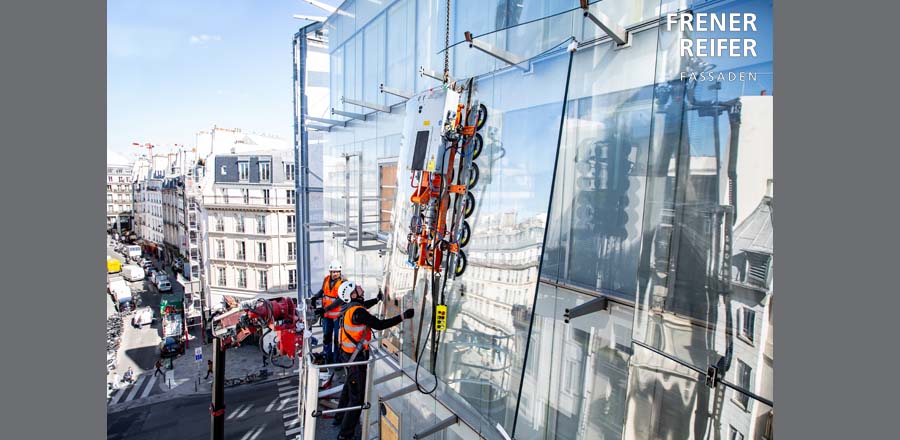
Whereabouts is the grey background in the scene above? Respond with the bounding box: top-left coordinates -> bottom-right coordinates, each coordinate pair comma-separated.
777,0 -> 900,439
0,0 -> 106,438
0,0 -> 897,439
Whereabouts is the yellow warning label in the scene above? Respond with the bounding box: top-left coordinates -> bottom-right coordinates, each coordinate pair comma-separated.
423,120 -> 431,126
427,157 -> 436,171
435,304 -> 447,331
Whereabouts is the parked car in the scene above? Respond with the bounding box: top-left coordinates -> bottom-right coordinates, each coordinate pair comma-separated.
131,307 -> 154,328
159,337 -> 184,358
155,275 -> 172,292
122,265 -> 144,282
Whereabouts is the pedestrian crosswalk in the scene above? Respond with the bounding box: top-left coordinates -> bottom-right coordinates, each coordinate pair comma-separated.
278,376 -> 305,439
107,374 -> 164,406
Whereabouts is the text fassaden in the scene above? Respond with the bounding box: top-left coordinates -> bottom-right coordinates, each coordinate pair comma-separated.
666,13 -> 758,57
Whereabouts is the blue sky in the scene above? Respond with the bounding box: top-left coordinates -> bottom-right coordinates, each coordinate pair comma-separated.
107,0 -> 338,160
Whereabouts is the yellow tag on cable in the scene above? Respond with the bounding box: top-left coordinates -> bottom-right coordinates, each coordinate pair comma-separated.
435,304 -> 447,331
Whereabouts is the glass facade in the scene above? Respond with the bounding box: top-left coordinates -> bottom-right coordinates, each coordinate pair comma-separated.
306,0 -> 774,438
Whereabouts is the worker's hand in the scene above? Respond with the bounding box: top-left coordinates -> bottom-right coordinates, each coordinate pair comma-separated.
377,292 -> 384,302
402,309 -> 415,320
313,308 -> 324,317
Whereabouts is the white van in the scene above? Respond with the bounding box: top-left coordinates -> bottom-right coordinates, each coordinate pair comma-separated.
126,245 -> 142,260
122,265 -> 144,282
156,277 -> 172,292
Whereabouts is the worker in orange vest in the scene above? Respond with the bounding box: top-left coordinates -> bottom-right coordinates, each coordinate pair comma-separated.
312,260 -> 345,366
333,280 -> 413,439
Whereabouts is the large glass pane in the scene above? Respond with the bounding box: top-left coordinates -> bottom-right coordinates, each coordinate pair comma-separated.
380,48 -> 573,436
514,283 -> 634,440
541,25 -> 660,300
629,0 -> 774,434
363,15 -> 386,105
623,343 -> 773,440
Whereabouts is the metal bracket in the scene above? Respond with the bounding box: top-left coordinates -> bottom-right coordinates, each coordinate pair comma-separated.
412,415 -> 460,440
378,383 -> 418,402
379,84 -> 413,100
342,96 -> 391,114
563,296 -> 609,323
373,369 -> 404,385
580,0 -> 631,48
306,115 -> 348,127
306,124 -> 331,132
419,66 -> 452,84
292,14 -> 327,22
464,31 -> 528,71
331,108 -> 367,121
705,364 -> 721,388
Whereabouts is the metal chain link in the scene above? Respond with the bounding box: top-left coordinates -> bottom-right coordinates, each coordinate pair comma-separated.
443,0 -> 451,84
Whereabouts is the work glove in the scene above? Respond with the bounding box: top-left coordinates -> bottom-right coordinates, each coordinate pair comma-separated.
314,308 -> 324,317
402,308 -> 415,320
377,292 -> 384,302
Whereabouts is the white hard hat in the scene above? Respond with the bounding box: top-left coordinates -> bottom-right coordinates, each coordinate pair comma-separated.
337,281 -> 357,303
328,260 -> 343,272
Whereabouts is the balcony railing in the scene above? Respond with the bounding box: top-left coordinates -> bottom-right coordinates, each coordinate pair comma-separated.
202,195 -> 295,208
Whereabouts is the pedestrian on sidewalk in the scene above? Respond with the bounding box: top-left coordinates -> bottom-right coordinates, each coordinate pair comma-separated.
205,359 -> 213,380
154,359 -> 163,377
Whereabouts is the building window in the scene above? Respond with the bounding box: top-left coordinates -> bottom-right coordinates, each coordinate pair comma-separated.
217,267 -> 227,286
237,269 -> 247,288
286,190 -> 295,205
729,426 -> 744,440
242,188 -> 250,204
735,360 -> 753,410
257,215 -> 266,234
236,241 -> 246,260
379,163 -> 397,234
285,163 -> 295,181
107,194 -> 113,203
216,240 -> 225,258
257,242 -> 267,262
740,308 -> 756,343
287,215 -> 296,233
288,269 -> 297,290
259,162 -> 271,182
236,215 -> 245,233
288,242 -> 296,261
258,270 -> 268,290
221,188 -> 229,204
238,162 -> 249,181
263,189 -> 270,205
746,252 -> 771,288
215,216 -> 224,232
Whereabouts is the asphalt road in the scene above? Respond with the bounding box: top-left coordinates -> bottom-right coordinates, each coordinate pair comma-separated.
107,380 -> 287,440
107,242 -> 184,376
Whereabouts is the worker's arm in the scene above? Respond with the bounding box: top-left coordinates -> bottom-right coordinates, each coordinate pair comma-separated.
352,307 -> 403,331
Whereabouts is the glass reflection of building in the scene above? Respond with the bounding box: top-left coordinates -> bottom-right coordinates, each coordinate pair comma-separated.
299,0 -> 774,439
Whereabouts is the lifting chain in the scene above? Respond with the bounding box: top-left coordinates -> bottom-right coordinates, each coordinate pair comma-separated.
443,0 -> 451,84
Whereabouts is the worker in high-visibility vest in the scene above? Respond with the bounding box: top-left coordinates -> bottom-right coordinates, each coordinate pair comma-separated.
311,260 -> 345,365
333,280 -> 413,439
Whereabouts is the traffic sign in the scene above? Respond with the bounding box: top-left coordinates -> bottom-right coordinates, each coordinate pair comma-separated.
194,347 -> 203,362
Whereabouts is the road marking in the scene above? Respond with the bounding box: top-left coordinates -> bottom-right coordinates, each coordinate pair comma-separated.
248,426 -> 265,440
124,376 -> 146,402
227,404 -> 245,420
140,375 -> 157,399
283,410 -> 300,420
236,404 -> 254,419
285,426 -> 303,436
265,396 -> 279,412
284,418 -> 300,429
108,388 -> 127,405
277,379 -> 291,386
279,390 -> 296,399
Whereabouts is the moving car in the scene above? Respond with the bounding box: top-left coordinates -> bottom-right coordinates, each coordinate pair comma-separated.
159,337 -> 184,358
106,258 -> 122,274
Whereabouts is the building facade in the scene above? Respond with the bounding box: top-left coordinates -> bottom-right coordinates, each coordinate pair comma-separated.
106,152 -> 133,231
297,0 -> 774,439
199,144 -> 301,309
